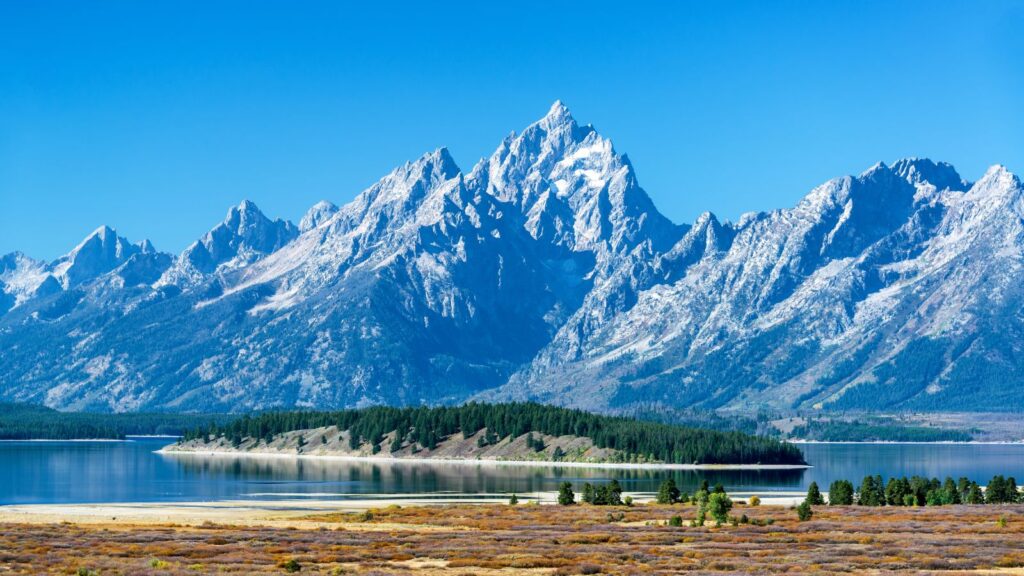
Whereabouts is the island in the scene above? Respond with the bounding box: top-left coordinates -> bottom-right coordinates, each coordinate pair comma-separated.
162,402 -> 808,468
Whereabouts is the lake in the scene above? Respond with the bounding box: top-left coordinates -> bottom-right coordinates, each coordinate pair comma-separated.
2,438 -> 1023,505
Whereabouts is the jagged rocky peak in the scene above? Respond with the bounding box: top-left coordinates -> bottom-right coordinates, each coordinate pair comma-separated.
469,100 -> 594,207
137,238 -> 158,254
223,200 -> 297,243
944,164 -> 1024,227
798,161 -> 915,219
299,200 -> 339,232
337,147 -> 463,228
50,225 -> 145,288
0,251 -> 50,309
179,200 -> 299,274
387,147 -> 461,192
890,157 -> 969,192
0,251 -> 36,274
469,101 -> 680,254
969,163 -> 1019,194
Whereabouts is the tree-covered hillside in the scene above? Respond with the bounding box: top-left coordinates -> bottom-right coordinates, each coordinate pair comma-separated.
0,403 -> 233,440
185,402 -> 805,465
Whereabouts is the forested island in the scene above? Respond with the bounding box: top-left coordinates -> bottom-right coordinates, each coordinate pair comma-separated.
0,403 -> 232,440
170,402 -> 806,466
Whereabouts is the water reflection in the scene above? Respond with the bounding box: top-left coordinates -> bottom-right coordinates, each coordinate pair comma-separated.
164,452 -> 806,497
3,438 -> 1024,505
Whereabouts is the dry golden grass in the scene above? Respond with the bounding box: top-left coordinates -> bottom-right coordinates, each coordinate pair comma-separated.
1,503 -> 1023,574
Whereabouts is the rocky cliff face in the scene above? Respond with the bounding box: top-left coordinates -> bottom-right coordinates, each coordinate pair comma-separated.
2,103 -> 1021,413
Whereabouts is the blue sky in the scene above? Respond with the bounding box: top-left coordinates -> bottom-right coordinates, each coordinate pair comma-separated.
2,1 -> 1021,259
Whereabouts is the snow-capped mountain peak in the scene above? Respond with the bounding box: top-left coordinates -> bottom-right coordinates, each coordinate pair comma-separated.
891,157 -> 969,192
50,225 -> 145,288
468,102 -> 679,255
2,104 -> 1021,416
156,200 -> 298,286
299,200 -> 339,232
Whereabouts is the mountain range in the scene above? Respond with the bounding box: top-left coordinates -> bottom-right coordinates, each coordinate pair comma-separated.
2,102 -> 1022,414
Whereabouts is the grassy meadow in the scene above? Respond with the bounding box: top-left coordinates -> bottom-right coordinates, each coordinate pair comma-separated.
2,501 -> 1023,575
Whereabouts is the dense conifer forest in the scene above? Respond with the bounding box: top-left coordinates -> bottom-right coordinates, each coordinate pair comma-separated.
789,418 -> 973,442
0,403 -> 232,440
185,402 -> 806,465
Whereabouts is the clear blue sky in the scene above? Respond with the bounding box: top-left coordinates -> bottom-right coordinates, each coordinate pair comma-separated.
2,1 -> 1021,259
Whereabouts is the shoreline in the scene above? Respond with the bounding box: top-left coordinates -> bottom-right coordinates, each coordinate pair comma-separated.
0,438 -> 127,443
0,490 -> 812,527
789,439 -> 1024,445
157,447 -> 811,470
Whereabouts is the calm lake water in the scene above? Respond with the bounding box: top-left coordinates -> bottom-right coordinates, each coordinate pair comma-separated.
1,438 -> 1023,505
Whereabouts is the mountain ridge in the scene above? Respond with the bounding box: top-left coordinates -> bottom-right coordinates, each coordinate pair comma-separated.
1,102 -> 1021,414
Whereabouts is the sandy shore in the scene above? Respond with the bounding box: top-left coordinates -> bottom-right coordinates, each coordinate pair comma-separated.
0,491 -> 809,527
158,447 -> 810,470
0,498 -> 497,528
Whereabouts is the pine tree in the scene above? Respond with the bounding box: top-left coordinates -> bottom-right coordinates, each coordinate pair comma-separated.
942,477 -> 961,505
957,477 -> 971,502
828,480 -> 855,505
966,482 -> 985,504
885,477 -> 908,506
987,475 -> 1007,504
657,478 -> 681,504
582,482 -> 596,505
858,476 -> 881,506
509,494 -> 519,505
557,482 -> 575,506
607,479 -> 623,506
796,500 -> 813,521
805,482 -> 825,506
706,492 -> 733,525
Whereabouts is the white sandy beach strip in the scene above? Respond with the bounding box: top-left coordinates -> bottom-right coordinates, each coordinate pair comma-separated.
157,447 -> 810,470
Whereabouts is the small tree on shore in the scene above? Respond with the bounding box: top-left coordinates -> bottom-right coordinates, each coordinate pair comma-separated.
582,482 -> 596,505
607,479 -> 624,506
657,478 -> 681,505
707,492 -> 733,525
796,500 -> 813,521
858,476 -> 884,506
885,477 -> 909,506
557,482 -> 575,506
966,482 -> 985,504
828,480 -> 855,505
941,477 -> 961,505
509,494 -> 519,505
806,482 -> 825,506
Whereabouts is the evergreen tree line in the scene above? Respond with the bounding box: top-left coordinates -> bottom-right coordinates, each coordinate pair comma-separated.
580,480 -> 624,505
789,419 -> 973,442
823,475 -> 1021,506
561,478 -> 738,527
184,402 -> 806,465
0,403 -> 232,440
